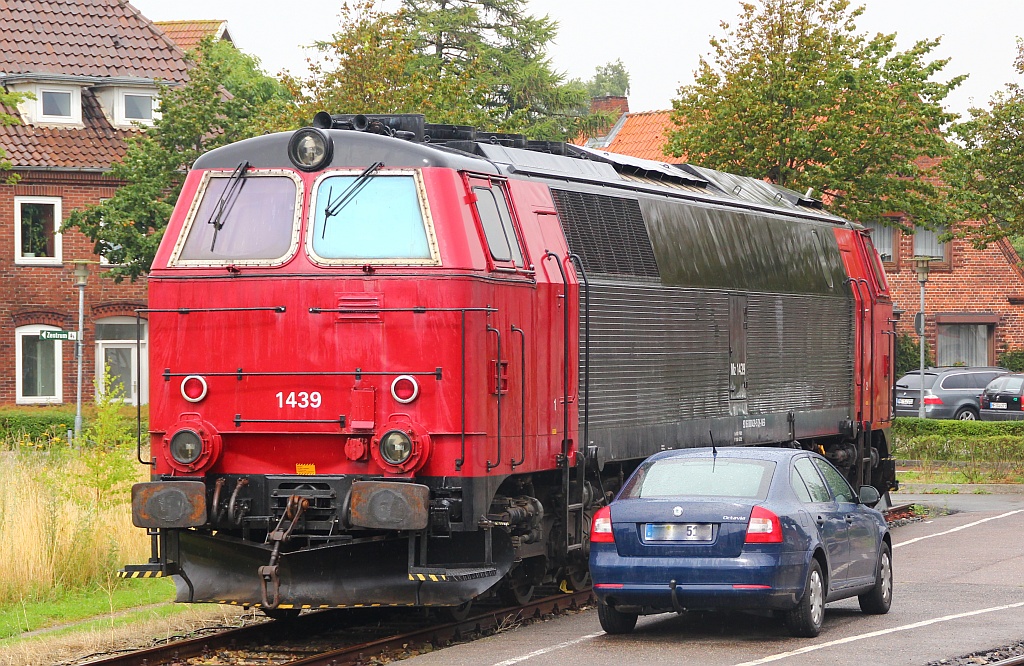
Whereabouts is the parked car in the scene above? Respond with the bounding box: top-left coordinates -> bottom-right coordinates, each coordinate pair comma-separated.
589,447 -> 891,638
894,367 -> 1007,420
980,372 -> 1024,420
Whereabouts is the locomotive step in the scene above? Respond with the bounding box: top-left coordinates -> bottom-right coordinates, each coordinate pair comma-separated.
408,565 -> 498,582
117,562 -> 173,579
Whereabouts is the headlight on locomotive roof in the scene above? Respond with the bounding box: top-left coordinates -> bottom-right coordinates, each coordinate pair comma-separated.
379,430 -> 413,466
288,127 -> 333,172
169,429 -> 204,466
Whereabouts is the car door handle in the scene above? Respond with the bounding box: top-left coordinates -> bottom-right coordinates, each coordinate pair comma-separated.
845,515 -> 854,523
816,515 -> 825,525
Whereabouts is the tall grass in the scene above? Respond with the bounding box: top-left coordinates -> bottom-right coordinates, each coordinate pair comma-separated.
0,376 -> 149,606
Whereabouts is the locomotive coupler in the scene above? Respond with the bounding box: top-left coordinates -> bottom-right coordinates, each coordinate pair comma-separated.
259,494 -> 308,609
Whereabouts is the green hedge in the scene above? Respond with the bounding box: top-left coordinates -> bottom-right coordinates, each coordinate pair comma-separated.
0,406 -> 147,447
0,408 -> 76,444
891,417 -> 1024,476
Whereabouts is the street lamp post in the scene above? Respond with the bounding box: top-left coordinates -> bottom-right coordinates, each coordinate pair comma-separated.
913,257 -> 935,418
73,261 -> 89,440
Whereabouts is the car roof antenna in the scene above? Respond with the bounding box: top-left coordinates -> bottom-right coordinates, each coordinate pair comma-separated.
710,430 -> 718,472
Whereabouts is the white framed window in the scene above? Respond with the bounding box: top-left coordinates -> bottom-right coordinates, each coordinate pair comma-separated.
95,316 -> 148,406
123,93 -> 154,122
15,196 -> 62,265
16,324 -> 63,405
37,85 -> 82,125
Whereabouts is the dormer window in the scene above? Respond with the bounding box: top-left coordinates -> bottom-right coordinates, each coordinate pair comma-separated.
95,86 -> 160,127
25,84 -> 83,125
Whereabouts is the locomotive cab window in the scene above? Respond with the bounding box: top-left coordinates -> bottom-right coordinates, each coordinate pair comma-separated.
309,170 -> 439,264
171,170 -> 302,266
469,178 -> 525,268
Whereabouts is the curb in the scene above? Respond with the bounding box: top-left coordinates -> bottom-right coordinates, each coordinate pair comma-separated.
894,483 -> 1024,495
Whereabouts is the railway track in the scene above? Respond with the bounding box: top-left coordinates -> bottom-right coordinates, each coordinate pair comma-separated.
74,506 -> 918,666
77,589 -> 594,666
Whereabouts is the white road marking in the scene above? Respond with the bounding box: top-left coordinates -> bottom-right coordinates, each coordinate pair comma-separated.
491,631 -> 605,666
731,601 -> 1024,666
489,510 -> 1024,665
893,509 -> 1024,549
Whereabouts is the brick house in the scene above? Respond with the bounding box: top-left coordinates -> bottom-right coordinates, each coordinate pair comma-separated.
592,110 -> 1024,367
0,0 -> 190,408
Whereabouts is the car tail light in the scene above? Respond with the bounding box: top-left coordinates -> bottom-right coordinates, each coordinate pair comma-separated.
745,505 -> 783,543
591,505 -> 614,543
923,395 -> 943,405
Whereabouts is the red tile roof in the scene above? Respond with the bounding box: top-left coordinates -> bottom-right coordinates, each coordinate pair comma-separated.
154,20 -> 231,52
0,0 -> 193,170
0,0 -> 189,83
0,89 -> 136,169
603,110 -> 678,162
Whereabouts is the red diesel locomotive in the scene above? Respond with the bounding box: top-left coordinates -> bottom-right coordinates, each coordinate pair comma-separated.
122,113 -> 897,616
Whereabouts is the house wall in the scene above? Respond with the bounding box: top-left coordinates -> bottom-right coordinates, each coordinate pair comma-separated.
885,228 -> 1024,365
0,169 -> 147,406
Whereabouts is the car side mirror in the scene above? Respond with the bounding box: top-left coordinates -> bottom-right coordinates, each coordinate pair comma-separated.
858,485 -> 881,508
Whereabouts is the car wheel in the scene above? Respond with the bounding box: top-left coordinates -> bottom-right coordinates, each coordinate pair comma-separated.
955,407 -> 978,421
785,559 -> 824,637
858,542 -> 893,614
597,600 -> 638,634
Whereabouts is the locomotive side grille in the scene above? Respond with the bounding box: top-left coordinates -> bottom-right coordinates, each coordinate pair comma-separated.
745,294 -> 855,412
582,283 -> 854,429
550,189 -> 660,279
584,282 -> 731,428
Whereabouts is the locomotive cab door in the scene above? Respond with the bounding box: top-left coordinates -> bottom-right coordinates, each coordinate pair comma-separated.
729,293 -> 748,416
466,175 -> 531,471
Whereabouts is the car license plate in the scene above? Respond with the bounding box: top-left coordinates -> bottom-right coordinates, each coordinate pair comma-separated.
990,402 -> 1007,409
896,398 -> 914,406
644,523 -> 713,542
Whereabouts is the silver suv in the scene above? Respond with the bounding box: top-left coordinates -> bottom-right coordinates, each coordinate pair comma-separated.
895,367 -> 1008,420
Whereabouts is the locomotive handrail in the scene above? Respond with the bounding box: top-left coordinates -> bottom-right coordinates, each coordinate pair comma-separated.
138,306 -> 287,314
510,324 -> 526,468
162,368 -> 444,380
855,277 -> 876,440
568,254 -> 590,463
234,415 -> 347,428
134,311 -> 153,466
845,278 -> 866,427
543,251 -> 571,462
310,306 -> 497,314
487,324 -> 502,471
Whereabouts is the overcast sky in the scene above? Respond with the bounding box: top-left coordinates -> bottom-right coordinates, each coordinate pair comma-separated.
130,0 -> 1023,120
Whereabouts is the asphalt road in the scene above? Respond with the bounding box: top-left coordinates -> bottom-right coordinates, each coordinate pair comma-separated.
404,490 -> 1024,666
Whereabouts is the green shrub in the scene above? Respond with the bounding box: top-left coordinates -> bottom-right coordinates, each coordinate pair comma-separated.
998,348 -> 1024,372
895,333 -> 934,378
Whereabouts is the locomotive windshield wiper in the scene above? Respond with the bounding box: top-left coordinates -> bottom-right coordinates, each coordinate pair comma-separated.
321,161 -> 383,238
207,161 -> 250,252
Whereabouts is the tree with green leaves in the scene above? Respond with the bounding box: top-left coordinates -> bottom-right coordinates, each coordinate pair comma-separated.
66,39 -> 288,281
280,1 -> 491,128
666,0 -> 964,227
943,40 -> 1024,246
584,59 -> 631,98
400,0 -> 594,140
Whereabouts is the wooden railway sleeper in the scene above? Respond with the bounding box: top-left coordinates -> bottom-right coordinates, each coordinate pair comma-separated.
259,494 -> 309,609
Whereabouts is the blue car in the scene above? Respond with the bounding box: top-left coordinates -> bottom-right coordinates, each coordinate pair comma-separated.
589,447 -> 892,637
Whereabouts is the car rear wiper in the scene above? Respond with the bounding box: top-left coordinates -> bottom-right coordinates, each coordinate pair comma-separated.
207,161 -> 250,252
321,161 -> 383,238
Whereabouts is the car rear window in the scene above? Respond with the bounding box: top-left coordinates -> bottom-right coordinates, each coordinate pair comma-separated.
1006,376 -> 1024,394
620,458 -> 776,500
897,373 -> 937,389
